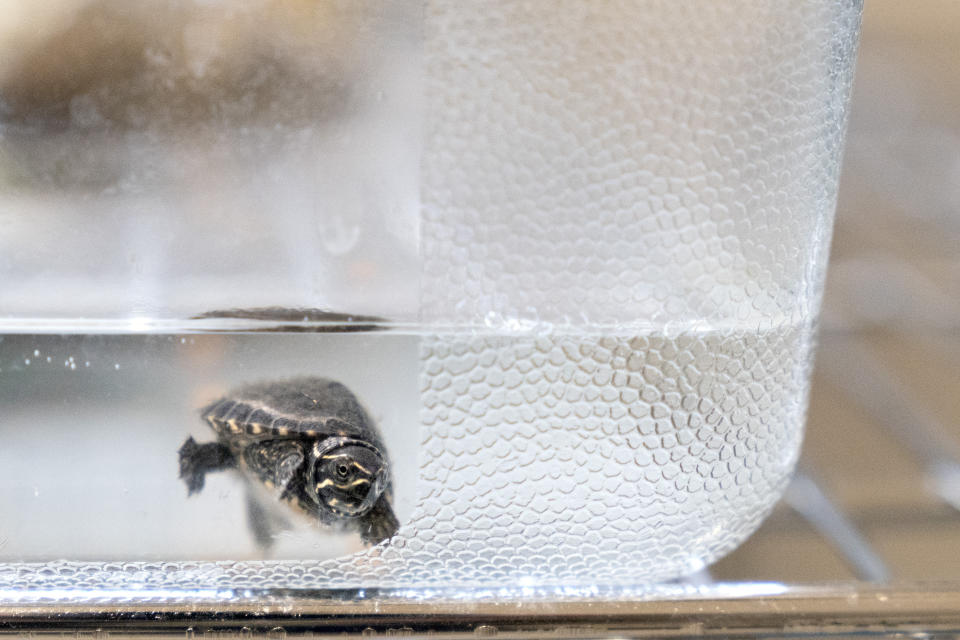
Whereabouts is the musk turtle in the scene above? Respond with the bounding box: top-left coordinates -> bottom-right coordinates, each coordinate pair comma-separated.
179,376 -> 398,547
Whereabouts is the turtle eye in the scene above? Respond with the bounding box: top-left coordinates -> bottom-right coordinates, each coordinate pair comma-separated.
336,463 -> 350,479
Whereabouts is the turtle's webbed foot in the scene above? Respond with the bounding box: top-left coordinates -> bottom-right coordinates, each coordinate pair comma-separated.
359,495 -> 400,546
178,436 -> 235,496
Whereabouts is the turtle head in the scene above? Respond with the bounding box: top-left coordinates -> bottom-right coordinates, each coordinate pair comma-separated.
308,437 -> 388,517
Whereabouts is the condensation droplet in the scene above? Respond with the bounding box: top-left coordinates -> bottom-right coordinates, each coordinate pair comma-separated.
33,349 -> 40,357
24,358 -> 30,365
318,214 -> 361,256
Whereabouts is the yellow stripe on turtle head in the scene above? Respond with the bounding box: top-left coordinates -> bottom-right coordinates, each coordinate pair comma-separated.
352,461 -> 373,475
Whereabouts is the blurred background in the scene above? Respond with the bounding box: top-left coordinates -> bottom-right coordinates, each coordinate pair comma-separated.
711,0 -> 960,583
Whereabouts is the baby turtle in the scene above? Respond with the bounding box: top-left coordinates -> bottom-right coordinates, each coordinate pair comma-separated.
179,376 -> 398,547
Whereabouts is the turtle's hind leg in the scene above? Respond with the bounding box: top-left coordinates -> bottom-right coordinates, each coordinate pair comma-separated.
178,436 -> 235,495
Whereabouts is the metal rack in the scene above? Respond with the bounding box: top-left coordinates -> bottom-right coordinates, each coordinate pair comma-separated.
2,586 -> 960,639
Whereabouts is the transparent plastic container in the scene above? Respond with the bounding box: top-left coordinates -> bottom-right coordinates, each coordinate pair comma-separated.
0,0 -> 862,598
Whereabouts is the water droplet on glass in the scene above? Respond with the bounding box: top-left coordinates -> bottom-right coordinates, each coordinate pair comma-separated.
33,349 -> 40,357
24,358 -> 30,365
114,363 -> 121,370
318,214 -> 361,256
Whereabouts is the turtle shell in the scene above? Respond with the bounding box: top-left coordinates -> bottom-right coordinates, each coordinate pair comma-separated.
202,376 -> 383,449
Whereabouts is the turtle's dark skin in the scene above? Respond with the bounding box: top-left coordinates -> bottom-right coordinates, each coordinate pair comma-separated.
179,377 -> 399,547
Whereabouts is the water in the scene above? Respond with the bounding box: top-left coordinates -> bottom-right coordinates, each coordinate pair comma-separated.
0,321 -> 812,587
0,331 -> 420,562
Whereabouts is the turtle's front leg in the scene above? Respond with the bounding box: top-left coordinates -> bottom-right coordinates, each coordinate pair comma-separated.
358,495 -> 399,546
245,492 -> 290,551
179,436 -> 236,495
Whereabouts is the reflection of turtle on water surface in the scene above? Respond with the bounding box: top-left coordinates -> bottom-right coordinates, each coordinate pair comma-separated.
179,377 -> 399,547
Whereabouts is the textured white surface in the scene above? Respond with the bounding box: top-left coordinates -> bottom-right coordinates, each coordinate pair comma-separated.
402,328 -> 812,585
421,0 -> 859,329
